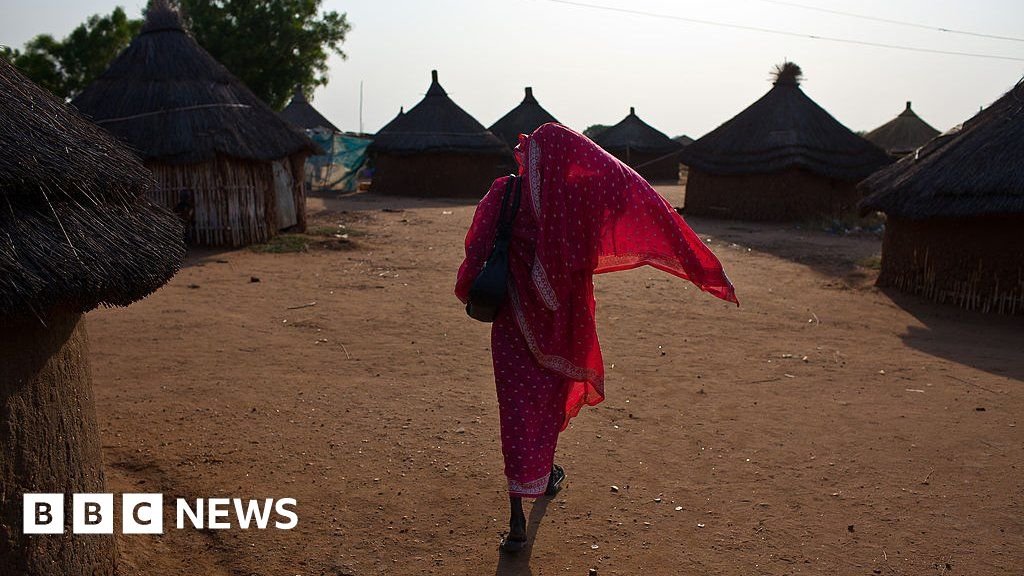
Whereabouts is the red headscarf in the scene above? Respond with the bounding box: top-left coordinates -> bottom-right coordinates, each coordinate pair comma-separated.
457,123 -> 737,427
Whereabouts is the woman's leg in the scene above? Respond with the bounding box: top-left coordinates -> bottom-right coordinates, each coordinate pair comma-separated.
492,309 -> 567,549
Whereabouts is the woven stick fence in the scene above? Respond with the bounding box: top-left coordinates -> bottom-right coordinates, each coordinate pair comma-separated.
879,217 -> 1023,315
148,158 -> 278,247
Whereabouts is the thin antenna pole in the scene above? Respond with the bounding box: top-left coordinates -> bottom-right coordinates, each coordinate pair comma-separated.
359,81 -> 364,134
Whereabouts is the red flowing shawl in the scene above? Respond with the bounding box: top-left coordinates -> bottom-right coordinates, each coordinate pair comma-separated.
456,123 -> 737,427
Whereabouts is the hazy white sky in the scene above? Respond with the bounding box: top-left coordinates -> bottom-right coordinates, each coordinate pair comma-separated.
2,0 -> 1023,138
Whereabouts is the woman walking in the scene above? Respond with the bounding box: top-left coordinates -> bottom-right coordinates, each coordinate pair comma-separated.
456,123 -> 737,551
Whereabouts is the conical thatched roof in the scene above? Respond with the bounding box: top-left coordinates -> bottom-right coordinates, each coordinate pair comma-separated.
376,106 -> 405,135
593,107 -> 683,154
488,87 -> 559,148
280,86 -> 340,132
0,59 -> 184,319
673,134 -> 695,146
368,70 -> 508,155
72,1 -> 318,164
680,63 -> 889,180
860,79 -> 1024,219
864,102 -> 940,156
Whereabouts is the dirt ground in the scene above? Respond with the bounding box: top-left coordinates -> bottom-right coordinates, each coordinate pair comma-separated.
86,186 -> 1023,576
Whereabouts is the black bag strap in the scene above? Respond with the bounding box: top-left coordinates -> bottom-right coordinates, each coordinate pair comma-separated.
496,175 -> 521,240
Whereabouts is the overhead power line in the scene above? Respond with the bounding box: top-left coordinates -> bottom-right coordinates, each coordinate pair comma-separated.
754,0 -> 1024,43
542,0 -> 1024,62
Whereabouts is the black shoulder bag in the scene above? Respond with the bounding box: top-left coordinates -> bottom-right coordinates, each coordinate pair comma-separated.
465,175 -> 522,322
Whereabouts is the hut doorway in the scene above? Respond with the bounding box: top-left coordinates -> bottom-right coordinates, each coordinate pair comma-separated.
273,160 -> 298,229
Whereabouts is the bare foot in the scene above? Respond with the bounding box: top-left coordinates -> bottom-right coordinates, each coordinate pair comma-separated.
500,496 -> 527,552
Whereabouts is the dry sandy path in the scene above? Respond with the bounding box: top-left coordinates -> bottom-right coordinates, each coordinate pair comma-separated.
87,187 -> 1022,576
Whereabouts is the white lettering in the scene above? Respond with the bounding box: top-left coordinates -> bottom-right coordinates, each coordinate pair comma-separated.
234,498 -> 274,529
23,494 -> 64,534
176,498 -> 204,529
274,498 -> 298,529
207,498 -> 231,529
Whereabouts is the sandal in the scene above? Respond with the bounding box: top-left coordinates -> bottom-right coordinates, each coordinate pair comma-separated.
545,464 -> 566,496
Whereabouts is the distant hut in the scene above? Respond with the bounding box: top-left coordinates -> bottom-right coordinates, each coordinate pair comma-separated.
0,59 -> 183,574
280,86 -> 340,133
72,1 -> 318,246
368,70 -> 509,197
280,87 -> 355,191
489,87 -> 559,148
673,134 -> 695,146
593,107 -> 683,182
864,101 -> 940,157
377,106 -> 405,135
673,135 -> 696,184
859,79 -> 1024,314
680,62 -> 890,221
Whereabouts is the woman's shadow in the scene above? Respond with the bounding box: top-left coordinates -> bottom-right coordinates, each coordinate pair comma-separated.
494,497 -> 553,576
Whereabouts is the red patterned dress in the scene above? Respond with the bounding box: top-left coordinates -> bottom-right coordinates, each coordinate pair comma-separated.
456,123 -> 737,496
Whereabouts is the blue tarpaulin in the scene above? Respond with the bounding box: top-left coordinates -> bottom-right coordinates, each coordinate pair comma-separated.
307,131 -> 371,191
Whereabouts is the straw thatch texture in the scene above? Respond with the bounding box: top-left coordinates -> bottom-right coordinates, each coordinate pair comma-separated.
281,87 -> 340,132
71,4 -> 317,164
683,167 -> 861,221
877,216 -> 1023,314
489,87 -> 559,149
71,2 -> 316,246
368,71 -> 508,155
858,79 -> 1024,313
594,107 -> 683,182
0,58 -> 184,319
376,107 -> 405,135
864,102 -> 940,157
680,64 -> 889,180
860,80 -> 1024,220
369,71 -> 509,197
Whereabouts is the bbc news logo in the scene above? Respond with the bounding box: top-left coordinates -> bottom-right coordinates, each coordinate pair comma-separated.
23,494 -> 298,534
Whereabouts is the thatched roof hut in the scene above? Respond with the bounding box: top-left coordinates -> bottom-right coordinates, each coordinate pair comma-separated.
368,70 -> 510,197
72,1 -> 318,246
593,107 -> 683,182
1,58 -> 182,573
280,86 -> 340,132
864,102 -> 940,157
1,61 -> 183,318
680,62 -> 890,221
859,79 -> 1024,314
377,106 -> 405,135
488,87 -> 559,149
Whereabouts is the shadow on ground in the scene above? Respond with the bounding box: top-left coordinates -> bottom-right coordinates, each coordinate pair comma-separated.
493,498 -> 553,576
685,215 -> 882,286
880,288 -> 1024,382
180,246 -> 244,269
309,189 -> 481,212
655,184 -> 882,283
